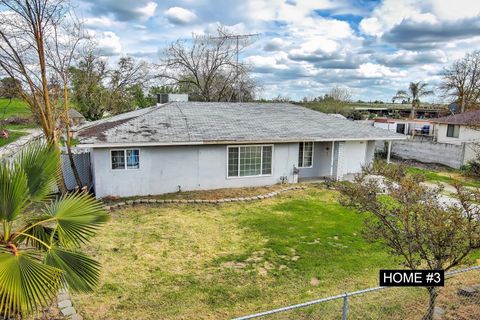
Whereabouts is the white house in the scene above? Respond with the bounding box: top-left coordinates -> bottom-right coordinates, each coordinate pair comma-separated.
432,110 -> 480,145
373,118 -> 433,136
76,102 -> 404,198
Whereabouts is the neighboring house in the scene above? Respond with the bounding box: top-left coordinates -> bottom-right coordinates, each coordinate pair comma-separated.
431,110 -> 480,145
373,118 -> 433,137
68,109 -> 86,126
76,102 -> 404,198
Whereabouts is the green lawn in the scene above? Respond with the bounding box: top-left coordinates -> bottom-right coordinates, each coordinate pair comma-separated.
75,187 -> 478,319
0,130 -> 27,147
0,97 -> 32,118
406,166 -> 480,188
0,98 -> 36,146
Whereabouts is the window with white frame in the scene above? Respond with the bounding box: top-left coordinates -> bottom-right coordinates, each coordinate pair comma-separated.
227,145 -> 272,177
111,149 -> 140,170
298,142 -> 313,168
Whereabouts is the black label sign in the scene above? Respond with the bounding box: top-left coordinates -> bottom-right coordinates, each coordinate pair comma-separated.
380,270 -> 444,287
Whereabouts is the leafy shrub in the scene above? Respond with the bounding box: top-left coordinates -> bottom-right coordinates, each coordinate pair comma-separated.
461,160 -> 480,177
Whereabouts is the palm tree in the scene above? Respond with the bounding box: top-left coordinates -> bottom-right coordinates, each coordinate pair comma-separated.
393,82 -> 434,119
0,143 -> 109,318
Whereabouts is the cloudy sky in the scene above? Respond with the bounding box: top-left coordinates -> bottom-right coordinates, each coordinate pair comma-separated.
75,0 -> 480,101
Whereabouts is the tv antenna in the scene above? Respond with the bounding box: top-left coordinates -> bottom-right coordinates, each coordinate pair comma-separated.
209,32 -> 260,102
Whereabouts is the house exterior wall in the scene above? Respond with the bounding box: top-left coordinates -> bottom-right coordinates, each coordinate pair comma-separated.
342,141 -> 368,175
91,139 -> 382,198
92,143 -> 299,198
374,122 -> 399,133
365,141 -> 376,165
298,142 -> 333,178
436,124 -> 480,144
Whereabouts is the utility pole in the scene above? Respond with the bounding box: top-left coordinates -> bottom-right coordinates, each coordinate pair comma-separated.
209,32 -> 259,102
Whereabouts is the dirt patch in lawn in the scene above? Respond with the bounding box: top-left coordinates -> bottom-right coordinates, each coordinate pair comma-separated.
103,184 -> 299,203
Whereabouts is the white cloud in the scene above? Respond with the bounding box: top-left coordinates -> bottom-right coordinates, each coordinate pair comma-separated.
137,2 -> 157,20
359,0 -> 438,37
429,0 -> 480,20
245,54 -> 289,72
263,38 -> 286,51
84,16 -> 116,28
358,63 -> 402,78
76,0 -> 480,102
245,0 -> 337,23
94,31 -> 122,56
165,7 -> 197,25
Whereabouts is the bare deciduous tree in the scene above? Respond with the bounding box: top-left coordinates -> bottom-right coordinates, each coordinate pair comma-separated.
0,0 -> 76,192
339,161 -> 480,320
440,51 -> 480,113
106,56 -> 150,114
328,86 -> 352,103
69,47 -> 108,120
45,11 -> 87,188
326,86 -> 352,114
157,25 -> 257,102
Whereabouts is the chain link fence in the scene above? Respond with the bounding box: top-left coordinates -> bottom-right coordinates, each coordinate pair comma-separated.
234,265 -> 480,320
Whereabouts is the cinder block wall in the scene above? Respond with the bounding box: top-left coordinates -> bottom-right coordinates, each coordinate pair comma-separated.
375,138 -> 474,169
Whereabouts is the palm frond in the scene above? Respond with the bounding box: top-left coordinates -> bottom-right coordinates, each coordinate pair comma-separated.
45,248 -> 101,293
0,252 -> 63,318
0,161 -> 29,222
44,192 -> 109,247
16,221 -> 57,250
15,142 -> 61,202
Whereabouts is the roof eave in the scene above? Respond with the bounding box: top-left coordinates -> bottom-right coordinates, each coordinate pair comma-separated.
78,136 -> 407,148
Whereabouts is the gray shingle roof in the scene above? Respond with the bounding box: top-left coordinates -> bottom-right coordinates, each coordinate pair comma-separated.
68,109 -> 85,119
77,102 -> 404,146
431,110 -> 480,126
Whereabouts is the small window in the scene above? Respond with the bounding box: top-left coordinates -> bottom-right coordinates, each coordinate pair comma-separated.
298,142 -> 313,168
227,145 -> 272,177
111,149 -> 140,170
446,124 -> 459,138
111,150 -> 125,170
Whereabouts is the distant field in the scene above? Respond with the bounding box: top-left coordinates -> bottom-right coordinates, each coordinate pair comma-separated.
0,98 -> 32,119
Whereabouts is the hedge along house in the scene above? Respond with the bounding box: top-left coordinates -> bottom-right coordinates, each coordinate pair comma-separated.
75,102 -> 404,198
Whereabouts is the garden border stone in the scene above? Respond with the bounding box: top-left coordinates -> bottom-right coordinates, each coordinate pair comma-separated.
103,185 -> 307,211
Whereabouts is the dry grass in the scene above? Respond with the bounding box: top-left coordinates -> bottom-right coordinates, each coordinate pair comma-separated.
74,187 -> 479,319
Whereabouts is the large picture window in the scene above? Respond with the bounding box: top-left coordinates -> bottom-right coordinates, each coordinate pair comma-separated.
446,124 -> 459,138
298,142 -> 313,168
111,149 -> 140,170
227,145 -> 272,177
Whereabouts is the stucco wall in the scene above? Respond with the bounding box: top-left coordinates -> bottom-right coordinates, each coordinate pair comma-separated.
436,124 -> 480,144
343,141 -> 368,174
92,143 -> 298,198
298,142 -> 334,178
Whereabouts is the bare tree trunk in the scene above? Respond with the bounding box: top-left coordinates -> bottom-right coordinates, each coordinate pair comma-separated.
54,143 -> 68,194
422,287 -> 438,320
63,84 -> 82,188
460,93 -> 466,113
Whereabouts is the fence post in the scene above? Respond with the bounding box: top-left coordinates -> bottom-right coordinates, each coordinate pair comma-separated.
342,292 -> 349,320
